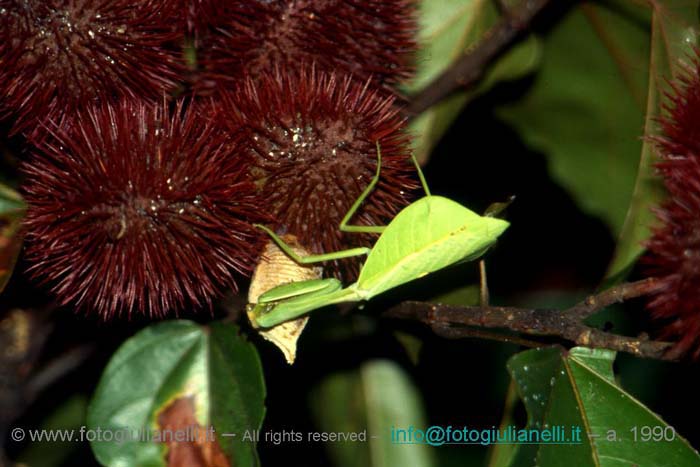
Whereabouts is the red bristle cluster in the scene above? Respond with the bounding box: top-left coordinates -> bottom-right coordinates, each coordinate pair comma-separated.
181,0 -> 216,37
644,59 -> 700,359
196,0 -> 416,93
0,0 -> 185,139
14,1 -> 420,317
218,68 -> 418,277
22,98 -> 265,319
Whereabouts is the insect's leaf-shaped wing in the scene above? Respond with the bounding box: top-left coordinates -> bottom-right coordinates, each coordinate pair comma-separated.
356,196 -> 509,298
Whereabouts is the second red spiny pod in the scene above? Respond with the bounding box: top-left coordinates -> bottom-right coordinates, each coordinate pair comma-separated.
195,0 -> 417,94
643,57 -> 700,359
217,67 -> 418,279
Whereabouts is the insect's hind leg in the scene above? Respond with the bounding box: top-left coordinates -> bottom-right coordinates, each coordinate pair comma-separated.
339,141 -> 389,234
255,224 -> 370,265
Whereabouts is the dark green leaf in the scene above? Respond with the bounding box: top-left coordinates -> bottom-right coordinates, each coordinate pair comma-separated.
607,0 -> 700,279
507,347 -> 700,467
17,395 -> 87,467
0,183 -> 25,294
311,360 -> 435,467
486,381 -> 521,467
505,347 -> 563,467
408,0 -> 541,163
0,183 -> 24,213
87,321 -> 265,467
208,322 -> 266,464
0,216 -> 23,295
508,347 -> 562,428
498,3 -> 649,237
393,331 -> 423,365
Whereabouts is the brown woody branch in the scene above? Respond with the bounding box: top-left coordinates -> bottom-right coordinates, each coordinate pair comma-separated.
404,0 -> 553,119
385,278 -> 677,361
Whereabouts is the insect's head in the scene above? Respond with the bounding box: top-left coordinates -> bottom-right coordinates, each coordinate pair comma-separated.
248,302 -> 279,328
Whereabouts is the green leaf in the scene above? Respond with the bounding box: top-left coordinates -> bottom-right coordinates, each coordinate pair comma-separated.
607,0 -> 700,279
408,0 -> 541,163
393,331 -> 424,365
87,321 -> 265,467
505,347 -> 564,467
0,182 -> 24,214
17,395 -> 87,467
0,216 -> 23,295
498,3 -> 650,238
506,346 -> 700,467
486,381 -> 521,467
311,360 -> 435,467
0,183 -> 25,294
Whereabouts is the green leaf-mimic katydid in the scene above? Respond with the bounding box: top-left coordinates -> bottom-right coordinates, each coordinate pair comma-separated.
249,142 -> 510,328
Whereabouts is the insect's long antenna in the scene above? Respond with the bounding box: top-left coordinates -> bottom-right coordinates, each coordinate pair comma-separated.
410,152 -> 431,196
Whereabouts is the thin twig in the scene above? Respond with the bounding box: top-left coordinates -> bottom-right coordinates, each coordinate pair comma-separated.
565,277 -> 662,321
385,279 -> 676,361
479,259 -> 490,306
404,0 -> 553,119
26,345 -> 94,398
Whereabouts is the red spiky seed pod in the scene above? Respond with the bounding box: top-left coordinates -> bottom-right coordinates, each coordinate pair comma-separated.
644,58 -> 700,359
0,0 -> 185,140
22,98 -> 265,319
218,68 -> 418,278
184,0 -> 218,36
196,0 -> 416,93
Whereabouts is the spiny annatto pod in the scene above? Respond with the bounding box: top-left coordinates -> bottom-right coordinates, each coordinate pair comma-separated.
217,67 -> 418,279
0,0 -> 185,140
195,0 -> 417,93
22,97 -> 266,319
644,57 -> 700,359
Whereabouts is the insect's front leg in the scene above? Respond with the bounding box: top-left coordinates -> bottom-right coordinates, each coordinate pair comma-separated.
250,300 -> 312,328
254,224 -> 371,265
252,282 -> 360,328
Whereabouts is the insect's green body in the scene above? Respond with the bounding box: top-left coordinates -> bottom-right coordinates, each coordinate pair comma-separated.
250,144 -> 509,328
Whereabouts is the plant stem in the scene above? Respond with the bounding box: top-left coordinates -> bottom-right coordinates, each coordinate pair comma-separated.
403,0 -> 554,119
385,278 -> 676,360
